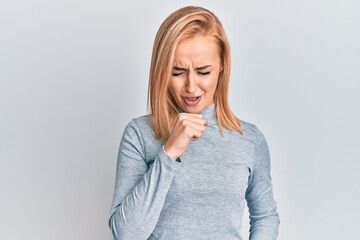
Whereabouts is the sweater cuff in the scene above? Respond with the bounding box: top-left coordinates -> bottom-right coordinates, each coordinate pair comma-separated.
161,146 -> 182,168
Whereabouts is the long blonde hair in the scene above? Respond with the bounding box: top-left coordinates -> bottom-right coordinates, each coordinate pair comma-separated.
148,6 -> 243,142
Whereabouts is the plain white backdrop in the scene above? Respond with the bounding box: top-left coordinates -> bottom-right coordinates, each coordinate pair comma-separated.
1,0 -> 359,239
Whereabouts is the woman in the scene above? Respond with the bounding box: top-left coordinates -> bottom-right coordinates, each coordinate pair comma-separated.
109,6 -> 280,240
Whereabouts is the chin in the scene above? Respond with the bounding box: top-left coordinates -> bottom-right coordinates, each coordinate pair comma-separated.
180,104 -> 205,113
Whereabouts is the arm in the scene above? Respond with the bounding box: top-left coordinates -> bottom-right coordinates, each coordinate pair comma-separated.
245,127 -> 280,240
108,119 -> 181,240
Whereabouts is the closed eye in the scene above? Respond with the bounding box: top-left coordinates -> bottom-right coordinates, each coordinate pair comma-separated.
172,72 -> 184,77
198,72 -> 210,75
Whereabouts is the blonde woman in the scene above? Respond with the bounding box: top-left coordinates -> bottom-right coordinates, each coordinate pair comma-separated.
109,6 -> 279,240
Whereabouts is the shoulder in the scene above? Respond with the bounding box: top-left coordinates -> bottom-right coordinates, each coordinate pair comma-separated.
238,120 -> 271,170
240,122 -> 270,162
239,119 -> 265,140
222,118 -> 266,150
130,114 -> 152,129
123,114 -> 157,143
124,114 -> 152,133
122,114 -> 162,161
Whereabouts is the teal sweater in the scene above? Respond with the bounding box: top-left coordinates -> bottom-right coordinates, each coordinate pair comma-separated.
109,104 -> 279,239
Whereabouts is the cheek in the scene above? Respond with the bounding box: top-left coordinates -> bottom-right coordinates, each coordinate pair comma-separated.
201,75 -> 218,92
168,79 -> 182,97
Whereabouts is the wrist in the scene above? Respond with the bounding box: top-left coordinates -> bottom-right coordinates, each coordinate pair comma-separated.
163,145 -> 179,160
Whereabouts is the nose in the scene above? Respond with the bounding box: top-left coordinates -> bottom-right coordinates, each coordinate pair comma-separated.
185,72 -> 197,93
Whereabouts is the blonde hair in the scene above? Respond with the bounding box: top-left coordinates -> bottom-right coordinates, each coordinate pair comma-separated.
148,6 -> 243,142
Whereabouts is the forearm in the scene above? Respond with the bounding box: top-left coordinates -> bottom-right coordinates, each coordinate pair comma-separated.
247,126 -> 280,240
249,210 -> 280,240
109,149 -> 180,239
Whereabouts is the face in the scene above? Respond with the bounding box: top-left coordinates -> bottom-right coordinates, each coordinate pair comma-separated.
169,36 -> 223,113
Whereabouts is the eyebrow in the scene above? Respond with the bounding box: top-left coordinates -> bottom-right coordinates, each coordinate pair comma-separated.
172,65 -> 212,71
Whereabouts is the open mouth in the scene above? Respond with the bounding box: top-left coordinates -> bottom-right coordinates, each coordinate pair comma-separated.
183,96 -> 201,106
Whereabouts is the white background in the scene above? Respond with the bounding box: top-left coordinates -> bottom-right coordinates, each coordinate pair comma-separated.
1,0 -> 359,239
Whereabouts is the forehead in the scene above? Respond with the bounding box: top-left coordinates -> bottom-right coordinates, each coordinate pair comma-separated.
173,36 -> 220,65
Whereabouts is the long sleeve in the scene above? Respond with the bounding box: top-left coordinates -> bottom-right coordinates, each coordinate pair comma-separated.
108,119 -> 181,240
246,127 -> 280,240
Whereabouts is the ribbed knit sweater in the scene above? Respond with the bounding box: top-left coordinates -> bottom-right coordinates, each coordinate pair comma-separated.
109,104 -> 279,239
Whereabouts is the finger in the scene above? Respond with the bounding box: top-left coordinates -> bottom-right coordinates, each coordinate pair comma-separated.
178,113 -> 203,119
187,128 -> 203,141
182,120 -> 207,132
178,114 -> 208,126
